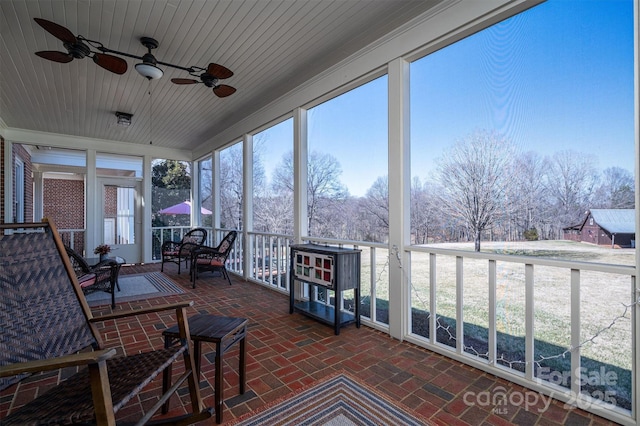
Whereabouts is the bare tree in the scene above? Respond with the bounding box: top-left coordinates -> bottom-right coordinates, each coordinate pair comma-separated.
219,140 -> 267,230
592,166 -> 635,209
543,150 -> 598,236
507,151 -> 551,240
220,144 -> 243,230
254,188 -> 293,234
410,177 -> 446,244
272,150 -> 347,236
360,176 -> 389,241
437,130 -> 515,251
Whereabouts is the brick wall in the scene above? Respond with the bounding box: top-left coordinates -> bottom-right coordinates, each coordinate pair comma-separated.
105,185 -> 117,218
43,178 -> 85,249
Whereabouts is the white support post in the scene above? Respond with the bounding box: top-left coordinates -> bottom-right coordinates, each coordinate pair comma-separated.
142,155 -> 153,263
86,149 -> 97,256
387,57 -> 410,340
293,107 -> 308,244
32,170 -> 44,221
191,159 -> 200,227
243,134 -> 254,279
213,150 -> 221,232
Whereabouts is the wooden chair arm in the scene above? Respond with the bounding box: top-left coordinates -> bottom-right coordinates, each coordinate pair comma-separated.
88,301 -> 194,323
0,349 -> 116,378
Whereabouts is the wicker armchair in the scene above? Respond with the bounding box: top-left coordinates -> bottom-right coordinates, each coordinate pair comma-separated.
0,220 -> 212,425
191,230 -> 237,288
161,228 -> 207,274
65,246 -> 119,308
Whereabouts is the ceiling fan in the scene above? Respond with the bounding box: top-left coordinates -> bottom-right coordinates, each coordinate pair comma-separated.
171,64 -> 237,98
33,18 -> 236,97
33,18 -> 127,74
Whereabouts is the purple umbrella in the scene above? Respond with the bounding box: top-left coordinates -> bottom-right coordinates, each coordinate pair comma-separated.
158,201 -> 212,215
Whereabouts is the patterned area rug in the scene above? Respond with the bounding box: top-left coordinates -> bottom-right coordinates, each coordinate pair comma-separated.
85,272 -> 184,306
232,373 -> 429,426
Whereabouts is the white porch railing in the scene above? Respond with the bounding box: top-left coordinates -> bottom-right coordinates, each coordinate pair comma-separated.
405,246 -> 636,425
245,231 -> 292,292
151,226 -> 208,261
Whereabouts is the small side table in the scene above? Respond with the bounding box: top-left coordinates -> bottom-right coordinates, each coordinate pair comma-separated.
85,255 -> 126,308
162,314 -> 248,424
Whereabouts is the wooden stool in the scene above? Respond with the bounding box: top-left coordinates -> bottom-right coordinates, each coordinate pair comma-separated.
162,314 -> 248,423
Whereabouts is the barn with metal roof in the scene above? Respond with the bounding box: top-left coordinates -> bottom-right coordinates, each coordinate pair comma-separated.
578,209 -> 636,247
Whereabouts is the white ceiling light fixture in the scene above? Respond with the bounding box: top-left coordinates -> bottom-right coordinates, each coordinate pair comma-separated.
115,111 -> 133,126
134,37 -> 163,80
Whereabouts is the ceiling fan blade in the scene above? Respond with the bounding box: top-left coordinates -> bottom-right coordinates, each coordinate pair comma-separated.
34,18 -> 77,44
213,85 -> 236,98
35,50 -> 73,63
93,53 -> 128,75
207,63 -> 233,79
171,78 -> 199,85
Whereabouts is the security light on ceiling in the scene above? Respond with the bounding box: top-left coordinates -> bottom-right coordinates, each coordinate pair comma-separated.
115,111 -> 133,126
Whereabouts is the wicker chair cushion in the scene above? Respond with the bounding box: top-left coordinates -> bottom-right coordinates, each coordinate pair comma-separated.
164,250 -> 180,256
196,258 -> 223,267
77,273 -> 96,288
2,347 -> 185,425
218,240 -> 231,253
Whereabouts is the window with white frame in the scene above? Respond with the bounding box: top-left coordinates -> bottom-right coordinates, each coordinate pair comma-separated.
307,75 -> 389,242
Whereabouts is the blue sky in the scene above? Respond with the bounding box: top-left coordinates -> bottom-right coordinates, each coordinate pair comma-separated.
257,0 -> 634,197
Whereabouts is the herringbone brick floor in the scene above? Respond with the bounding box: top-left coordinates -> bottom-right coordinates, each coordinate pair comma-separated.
0,262 -> 619,425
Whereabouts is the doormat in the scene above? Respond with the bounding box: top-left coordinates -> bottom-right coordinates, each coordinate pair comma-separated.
85,272 -> 185,307
230,372 -> 429,425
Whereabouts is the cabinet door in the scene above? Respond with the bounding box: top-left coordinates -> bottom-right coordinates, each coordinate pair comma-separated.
293,251 -> 334,288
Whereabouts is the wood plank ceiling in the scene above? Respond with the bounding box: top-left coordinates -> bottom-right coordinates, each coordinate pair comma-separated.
1,0 -> 442,152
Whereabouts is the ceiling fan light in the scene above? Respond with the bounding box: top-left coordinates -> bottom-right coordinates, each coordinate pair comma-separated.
135,62 -> 163,80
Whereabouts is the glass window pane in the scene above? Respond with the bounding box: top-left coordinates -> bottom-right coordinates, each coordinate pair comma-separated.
220,142 -> 243,230
254,118 -> 293,235
410,0 -> 634,262
199,156 -> 213,228
307,76 -> 388,242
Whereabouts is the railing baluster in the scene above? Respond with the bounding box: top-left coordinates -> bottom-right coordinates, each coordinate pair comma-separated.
456,255 -> 464,355
489,259 -> 497,366
429,253 -> 437,345
525,263 -> 534,381
570,268 -> 581,398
